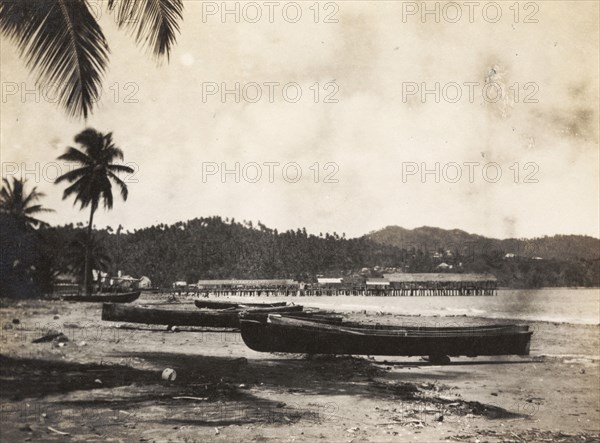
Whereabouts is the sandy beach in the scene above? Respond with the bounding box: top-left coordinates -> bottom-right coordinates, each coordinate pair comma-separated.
1,294 -> 598,443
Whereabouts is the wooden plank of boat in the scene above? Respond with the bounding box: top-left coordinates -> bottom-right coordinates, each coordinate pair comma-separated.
267,316 -> 529,335
239,310 -> 344,324
337,321 -> 529,333
240,315 -> 532,359
102,303 -> 304,328
240,305 -> 303,314
194,299 -> 288,309
60,291 -> 141,303
268,315 -> 529,337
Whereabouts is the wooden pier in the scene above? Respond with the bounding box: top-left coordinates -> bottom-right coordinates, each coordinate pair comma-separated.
183,274 -> 498,297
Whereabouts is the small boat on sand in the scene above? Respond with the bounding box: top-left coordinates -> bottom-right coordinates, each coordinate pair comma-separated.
58,291 -> 141,303
102,303 -> 303,328
240,315 -> 532,362
194,299 -> 288,309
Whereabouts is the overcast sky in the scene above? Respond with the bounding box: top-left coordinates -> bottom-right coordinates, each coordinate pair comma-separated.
1,1 -> 598,239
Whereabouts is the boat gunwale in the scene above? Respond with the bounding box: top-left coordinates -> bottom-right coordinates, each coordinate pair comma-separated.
266,315 -> 532,338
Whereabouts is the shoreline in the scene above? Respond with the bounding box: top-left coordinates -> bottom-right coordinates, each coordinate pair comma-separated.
2,293 -> 600,326
1,297 -> 599,442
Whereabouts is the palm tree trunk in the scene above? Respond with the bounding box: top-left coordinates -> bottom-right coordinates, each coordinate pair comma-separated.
84,206 -> 96,295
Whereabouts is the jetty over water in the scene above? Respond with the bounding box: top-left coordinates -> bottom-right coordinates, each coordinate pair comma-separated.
196,279 -> 298,296
189,274 -> 498,297
382,273 -> 497,296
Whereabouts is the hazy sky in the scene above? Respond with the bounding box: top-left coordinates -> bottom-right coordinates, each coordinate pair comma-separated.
1,1 -> 598,239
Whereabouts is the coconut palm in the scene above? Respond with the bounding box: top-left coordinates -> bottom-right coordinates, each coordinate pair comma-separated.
0,177 -> 53,229
55,128 -> 133,294
0,0 -> 183,118
66,231 -> 112,287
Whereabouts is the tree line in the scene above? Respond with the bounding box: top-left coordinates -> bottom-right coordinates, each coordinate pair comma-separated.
3,213 -> 597,298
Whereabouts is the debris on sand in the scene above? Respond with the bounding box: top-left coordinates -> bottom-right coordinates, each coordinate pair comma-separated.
47,426 -> 69,436
32,331 -> 68,344
306,355 -> 384,380
477,429 -> 600,442
162,368 -> 177,381
372,381 -> 421,400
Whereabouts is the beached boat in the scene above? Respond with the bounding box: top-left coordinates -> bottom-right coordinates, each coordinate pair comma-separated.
102,303 -> 304,328
240,315 -> 532,362
59,291 -> 141,303
194,299 -> 288,309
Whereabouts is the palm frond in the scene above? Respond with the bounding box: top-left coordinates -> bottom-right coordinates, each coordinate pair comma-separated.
108,0 -> 183,61
100,176 -> 114,209
107,163 -> 134,174
62,176 -> 91,207
21,185 -> 45,207
0,0 -> 110,119
57,146 -> 93,165
24,215 -> 51,228
101,133 -> 124,160
55,164 -> 91,184
74,128 -> 105,154
0,178 -> 15,203
102,145 -> 125,162
24,204 -> 55,215
108,171 -> 129,201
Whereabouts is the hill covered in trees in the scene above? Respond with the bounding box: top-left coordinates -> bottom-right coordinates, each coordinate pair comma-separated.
367,226 -> 600,261
2,215 -> 598,296
46,217 -> 600,289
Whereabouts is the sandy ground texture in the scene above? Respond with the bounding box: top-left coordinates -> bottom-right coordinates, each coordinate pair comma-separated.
0,295 -> 599,443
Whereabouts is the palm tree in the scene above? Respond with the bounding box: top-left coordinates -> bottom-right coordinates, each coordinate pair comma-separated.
0,177 -> 53,229
66,231 -> 112,287
55,128 -> 133,294
0,0 -> 183,119
0,178 -> 53,297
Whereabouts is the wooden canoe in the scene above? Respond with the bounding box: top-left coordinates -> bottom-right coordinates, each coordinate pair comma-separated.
240,315 -> 532,360
194,299 -> 288,309
102,303 -> 303,328
60,291 -> 141,303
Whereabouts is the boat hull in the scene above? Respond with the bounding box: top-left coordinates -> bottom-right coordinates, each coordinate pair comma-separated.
240,316 -> 532,357
61,291 -> 141,303
102,303 -> 303,328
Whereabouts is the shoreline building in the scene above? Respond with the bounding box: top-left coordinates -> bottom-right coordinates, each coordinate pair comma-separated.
382,273 -> 498,296
196,279 -> 299,296
190,274 -> 497,297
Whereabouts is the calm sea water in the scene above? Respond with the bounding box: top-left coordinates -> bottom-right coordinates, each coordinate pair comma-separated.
218,288 -> 600,325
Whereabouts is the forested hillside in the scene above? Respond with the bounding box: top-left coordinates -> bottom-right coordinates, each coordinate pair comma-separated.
55,218 -> 600,288
2,216 -> 598,296
367,226 -> 600,261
